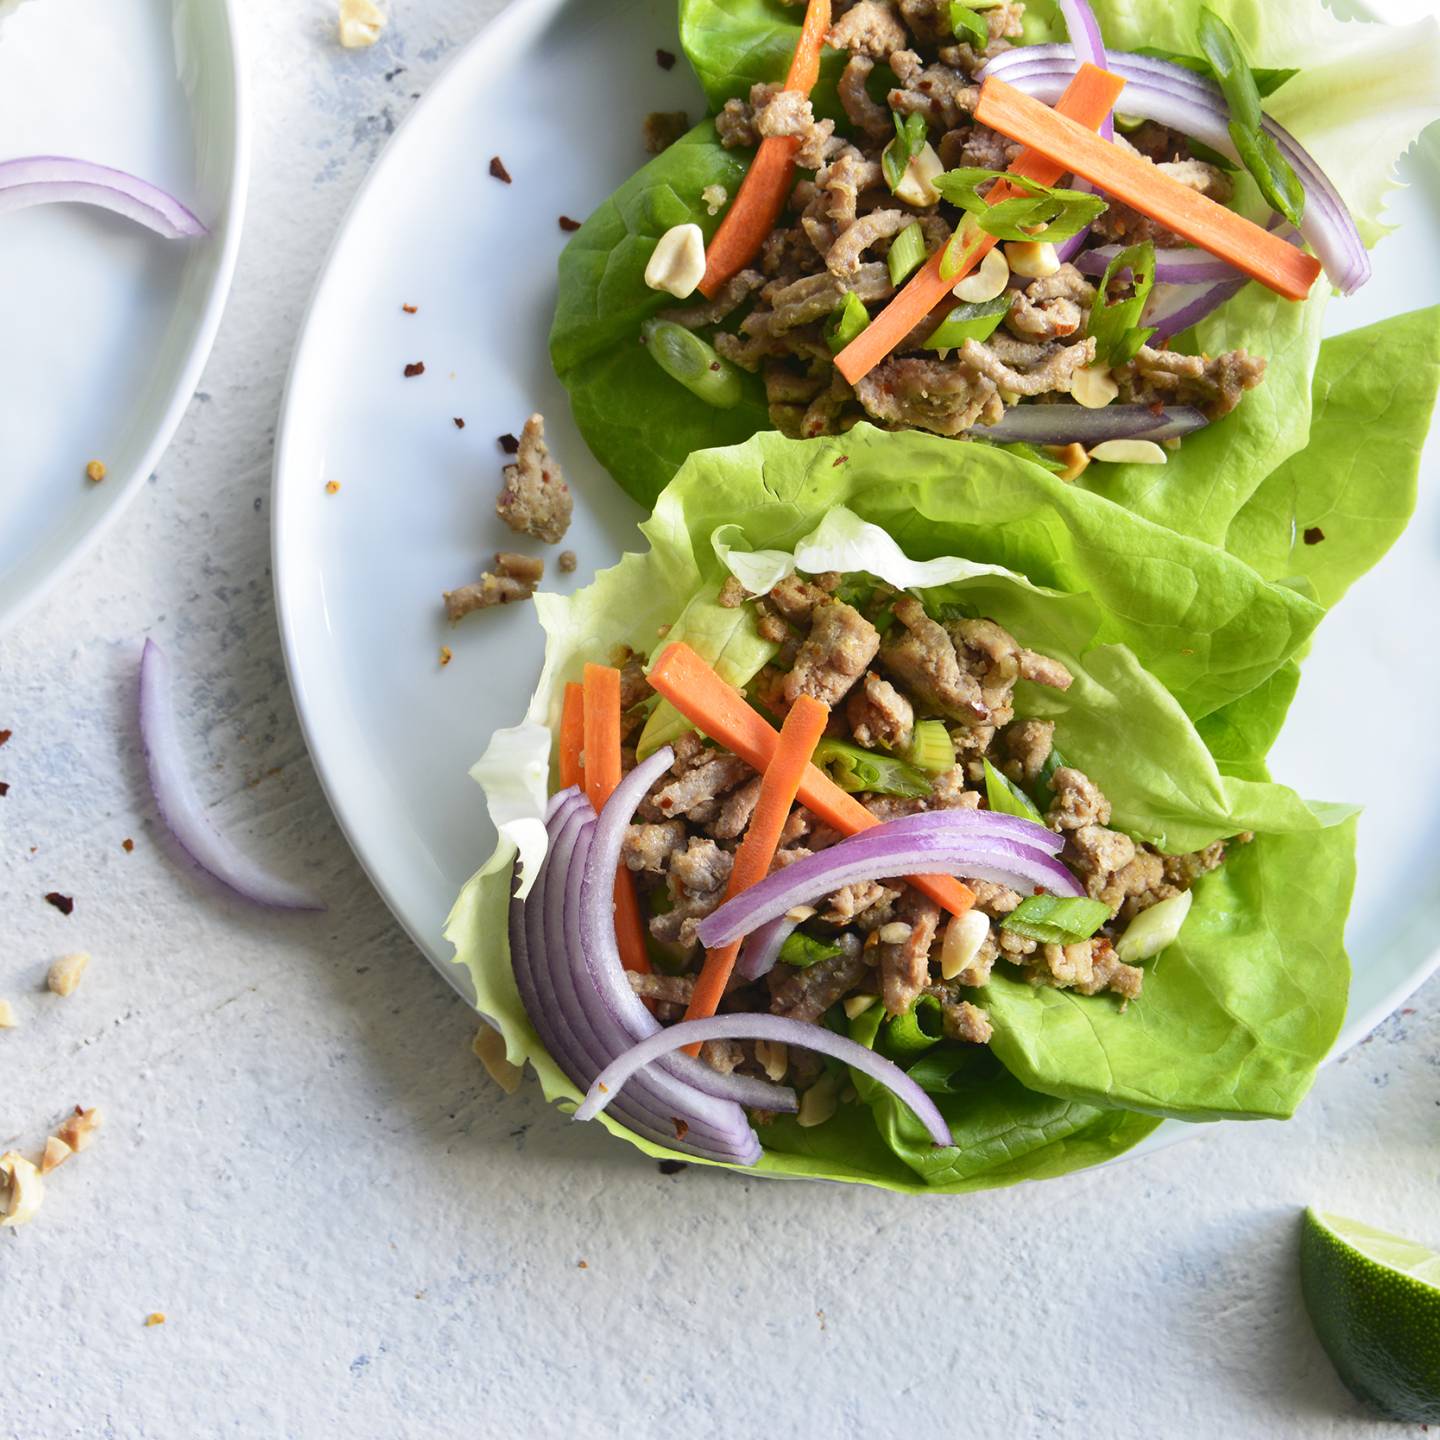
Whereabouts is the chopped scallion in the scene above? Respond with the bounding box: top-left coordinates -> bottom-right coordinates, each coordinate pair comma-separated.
1001,894 -> 1110,945
779,930 -> 846,969
1086,240 -> 1157,367
640,317 -> 743,408
879,994 -> 946,1062
905,719 -> 956,775
983,757 -> 1044,824
813,736 -> 932,798
825,291 -> 871,354
886,220 -> 929,287
923,294 -> 1011,351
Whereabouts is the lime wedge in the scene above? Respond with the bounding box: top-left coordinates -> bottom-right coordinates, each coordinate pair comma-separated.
1301,1207 -> 1440,1422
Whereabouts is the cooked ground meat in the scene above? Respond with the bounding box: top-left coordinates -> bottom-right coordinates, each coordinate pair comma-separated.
942,999 -> 993,1044
496,414 -> 572,544
1045,766 -> 1111,831
856,354 -> 1004,436
662,269 -> 765,330
828,0 -> 908,57
878,892 -> 941,1014
628,971 -> 696,1005
838,54 -> 892,139
1005,265 -> 1094,343
846,671 -> 914,751
821,880 -> 900,927
889,49 -> 978,127
880,596 -> 987,722
1000,718 -> 1054,783
753,86 -> 836,170
443,552 -> 544,620
643,110 -> 690,155
782,598 -> 880,709
622,821 -> 687,874
652,752 -> 753,818
770,936 -> 869,1023
1116,345 -> 1268,421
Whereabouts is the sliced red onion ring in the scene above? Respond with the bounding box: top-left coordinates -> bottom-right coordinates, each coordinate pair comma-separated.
699,824 -> 1084,950
138,640 -> 324,911
1145,276 -> 1248,342
1077,243 -> 1243,285
736,914 -> 800,982
855,808 -> 1065,854
0,156 -> 206,239
974,403 -> 1209,446
978,47 -> 1368,293
1054,0 -> 1112,141
575,748 -> 794,1114
574,1015 -> 955,1151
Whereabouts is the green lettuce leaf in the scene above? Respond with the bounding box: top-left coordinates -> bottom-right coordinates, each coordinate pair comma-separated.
1226,305 -> 1440,609
445,427 -> 1353,1189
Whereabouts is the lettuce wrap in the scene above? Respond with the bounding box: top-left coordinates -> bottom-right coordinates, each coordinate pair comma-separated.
446,427 -> 1358,1191
551,0 -> 1440,546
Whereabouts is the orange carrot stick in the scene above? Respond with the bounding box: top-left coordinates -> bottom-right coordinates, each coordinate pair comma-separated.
698,0 -> 832,298
582,663 -> 652,981
681,695 -> 830,1051
559,681 -> 586,791
974,75 -> 1322,301
647,643 -> 974,918
834,62 -> 1128,385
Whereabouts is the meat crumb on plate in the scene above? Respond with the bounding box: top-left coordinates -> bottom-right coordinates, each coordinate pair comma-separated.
444,551 -> 546,620
489,155 -> 512,183
495,414 -> 572,544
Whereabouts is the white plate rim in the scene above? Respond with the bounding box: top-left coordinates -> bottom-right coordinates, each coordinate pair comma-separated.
0,0 -> 253,633
271,0 -> 1440,1173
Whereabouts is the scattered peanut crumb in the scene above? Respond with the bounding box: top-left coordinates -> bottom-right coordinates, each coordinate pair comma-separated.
325,480 -> 341,495
56,1106 -> 103,1154
472,1025 -> 523,1094
122,837 -> 135,853
0,1151 -> 44,1227
40,1136 -> 72,1174
402,303 -> 418,314
144,1313 -> 166,1327
338,0 -> 385,48
700,183 -> 728,216
47,952 -> 90,997
85,459 -> 107,483
558,550 -> 577,574
439,646 -> 453,668
0,1000 -> 15,1028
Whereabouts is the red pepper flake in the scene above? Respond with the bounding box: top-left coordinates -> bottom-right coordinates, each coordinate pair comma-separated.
832,454 -> 849,467
403,361 -> 426,378
453,417 -> 465,429
1303,526 -> 1326,545
0,729 -> 11,746
576,1259 -> 589,1270
498,433 -> 520,454
672,1117 -> 689,1141
0,781 -> 8,797
656,47 -> 676,69
402,303 -> 418,314
122,838 -> 135,853
489,155 -> 512,184
658,1159 -> 687,1175
558,215 -> 581,232
45,891 -> 74,916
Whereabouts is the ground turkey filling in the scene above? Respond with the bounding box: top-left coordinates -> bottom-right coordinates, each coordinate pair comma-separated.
654,0 -> 1266,442
613,569 -> 1244,1090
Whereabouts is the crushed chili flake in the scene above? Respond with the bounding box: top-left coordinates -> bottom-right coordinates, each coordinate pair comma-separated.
658,1159 -> 687,1175
0,782 -> 8,797
672,1117 -> 689,1141
325,480 -> 341,495
144,1313 -> 166,1327
122,838 -> 135,853
489,155 -> 512,184
402,303 -> 418,314
577,1259 -> 589,1269
453,417 -> 466,429
656,47 -> 676,69
558,215 -> 581,232
0,729 -> 10,746
832,454 -> 849,467
403,361 -> 426,378
1303,526 -> 1326,545
45,892 -> 74,916
498,433 -> 520,454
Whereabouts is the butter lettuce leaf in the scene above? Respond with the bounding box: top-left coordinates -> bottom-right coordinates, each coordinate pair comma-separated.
446,428 -> 1352,1189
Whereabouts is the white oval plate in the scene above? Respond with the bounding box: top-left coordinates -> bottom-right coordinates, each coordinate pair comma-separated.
274,0 -> 1440,1149
0,0 -> 249,630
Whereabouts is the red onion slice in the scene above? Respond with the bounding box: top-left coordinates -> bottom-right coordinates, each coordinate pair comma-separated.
574,1015 -> 956,1151
1054,0 -> 1112,141
698,824 -> 1084,950
138,640 -> 324,911
1145,276 -> 1248,342
736,914 -> 800,982
975,403 -> 1209,446
0,155 -> 206,239
1077,243 -> 1243,286
978,47 -> 1369,293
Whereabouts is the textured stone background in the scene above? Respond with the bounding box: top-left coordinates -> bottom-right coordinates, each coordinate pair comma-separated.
1,2 -> 1437,1436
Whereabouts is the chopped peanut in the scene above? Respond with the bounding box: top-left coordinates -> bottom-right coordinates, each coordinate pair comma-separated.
338,0 -> 385,47
47,952 -> 90,997
85,459 -> 107,483
56,1106 -> 103,1154
0,1151 -> 44,1227
41,1136 -> 73,1174
0,999 -> 16,1028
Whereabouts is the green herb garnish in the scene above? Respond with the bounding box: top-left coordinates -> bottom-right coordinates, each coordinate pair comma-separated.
935,168 -> 1107,247
879,994 -> 946,1062
1001,894 -> 1110,945
825,291 -> 871,354
948,2 -> 989,50
779,930 -> 846,968
1087,240 -> 1157,366
882,110 -> 929,193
